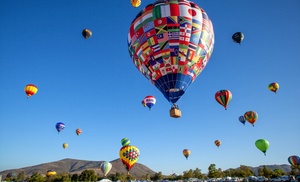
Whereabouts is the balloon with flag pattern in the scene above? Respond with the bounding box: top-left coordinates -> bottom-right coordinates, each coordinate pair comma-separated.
127,0 -> 214,114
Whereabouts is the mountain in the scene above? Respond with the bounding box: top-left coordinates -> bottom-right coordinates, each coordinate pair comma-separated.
0,158 -> 156,178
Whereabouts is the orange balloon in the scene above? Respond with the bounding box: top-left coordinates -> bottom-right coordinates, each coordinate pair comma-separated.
76,128 -> 82,136
214,140 -> 221,147
24,84 -> 38,98
182,149 -> 190,160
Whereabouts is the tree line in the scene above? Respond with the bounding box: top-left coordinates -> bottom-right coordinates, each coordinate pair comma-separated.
3,164 -> 300,182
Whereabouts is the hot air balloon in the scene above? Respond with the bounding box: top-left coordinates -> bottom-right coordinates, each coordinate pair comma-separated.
46,170 -> 56,177
141,100 -> 146,107
119,145 -> 140,172
128,0 -> 214,118
131,0 -> 141,7
24,84 -> 38,98
56,122 -> 65,133
62,143 -> 68,149
121,138 -> 130,146
82,29 -> 92,39
100,161 -> 112,176
182,149 -> 190,160
239,116 -> 246,125
255,139 -> 269,155
268,82 -> 279,93
215,90 -> 232,110
232,32 -> 244,44
76,128 -> 82,136
143,95 -> 156,110
214,140 -> 221,147
288,155 -> 300,166
244,111 -> 258,126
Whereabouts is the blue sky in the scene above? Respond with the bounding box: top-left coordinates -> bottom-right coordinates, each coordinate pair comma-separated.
0,0 -> 299,175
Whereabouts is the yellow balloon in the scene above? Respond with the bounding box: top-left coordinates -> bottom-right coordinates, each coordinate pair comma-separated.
131,0 -> 141,7
62,143 -> 68,149
24,84 -> 38,98
119,145 -> 140,171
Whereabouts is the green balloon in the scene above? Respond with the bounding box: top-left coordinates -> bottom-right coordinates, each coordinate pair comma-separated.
255,139 -> 269,155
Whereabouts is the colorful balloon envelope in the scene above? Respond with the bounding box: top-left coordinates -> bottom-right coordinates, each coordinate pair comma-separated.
244,111 -> 258,126
232,32 -> 244,44
288,155 -> 300,166
182,149 -> 190,160
56,122 -> 65,133
128,0 -> 214,107
255,139 -> 269,155
24,84 -> 38,98
131,0 -> 141,7
239,116 -> 246,125
100,161 -> 112,176
121,138 -> 130,146
215,90 -> 232,110
62,143 -> 68,149
82,29 -> 92,39
268,82 -> 279,93
143,95 -> 156,110
214,140 -> 221,147
119,145 -> 140,171
76,128 -> 82,136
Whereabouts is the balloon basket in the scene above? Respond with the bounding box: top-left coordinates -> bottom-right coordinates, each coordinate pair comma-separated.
170,108 -> 181,118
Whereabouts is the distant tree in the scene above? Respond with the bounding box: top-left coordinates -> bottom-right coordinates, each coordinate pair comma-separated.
259,166 -> 274,178
183,169 -> 194,179
208,164 -> 220,178
117,173 -> 127,182
218,168 -> 224,178
151,172 -> 163,181
53,173 -> 71,182
258,168 -> 263,176
71,173 -> 79,182
79,170 -> 97,182
238,165 -> 254,177
17,171 -> 26,181
30,172 -> 45,182
224,168 -> 235,177
273,168 -> 286,177
193,168 -> 204,179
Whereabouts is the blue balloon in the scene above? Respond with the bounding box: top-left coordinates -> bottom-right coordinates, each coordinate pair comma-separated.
239,116 -> 246,125
55,122 -> 65,133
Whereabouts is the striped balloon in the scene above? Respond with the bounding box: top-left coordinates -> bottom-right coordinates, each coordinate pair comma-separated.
121,138 -> 130,146
143,95 -> 156,110
24,84 -> 38,98
100,161 -> 112,176
288,155 -> 300,166
215,90 -> 232,110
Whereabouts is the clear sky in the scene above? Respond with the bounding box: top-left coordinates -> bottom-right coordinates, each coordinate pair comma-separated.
0,0 -> 300,175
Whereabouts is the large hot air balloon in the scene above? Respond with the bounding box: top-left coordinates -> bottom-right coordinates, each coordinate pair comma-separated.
215,90 -> 232,110
268,82 -> 279,93
62,143 -> 68,149
24,84 -> 38,98
288,155 -> 300,166
244,111 -> 258,126
232,32 -> 244,44
56,122 -> 65,133
239,116 -> 246,125
255,139 -> 269,155
128,0 -> 214,118
182,149 -> 190,160
143,95 -> 156,110
121,138 -> 130,146
214,140 -> 221,147
131,0 -> 141,7
46,170 -> 56,177
82,29 -> 92,39
76,128 -> 82,136
119,145 -> 140,172
100,161 -> 112,176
